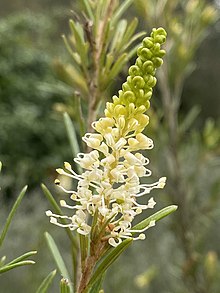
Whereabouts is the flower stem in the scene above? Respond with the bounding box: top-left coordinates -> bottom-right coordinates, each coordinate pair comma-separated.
77,240 -> 107,293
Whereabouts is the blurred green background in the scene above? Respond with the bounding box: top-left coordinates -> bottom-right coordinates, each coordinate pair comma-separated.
0,0 -> 220,292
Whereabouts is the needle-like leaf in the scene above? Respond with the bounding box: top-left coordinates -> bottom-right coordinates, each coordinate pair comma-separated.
36,269 -> 57,293
45,232 -> 73,293
0,185 -> 27,247
132,205 -> 178,232
60,277 -> 71,293
7,250 -> 37,266
0,260 -> 35,274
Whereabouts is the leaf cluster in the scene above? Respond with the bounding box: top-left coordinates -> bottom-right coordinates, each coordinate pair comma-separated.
55,0 -> 146,133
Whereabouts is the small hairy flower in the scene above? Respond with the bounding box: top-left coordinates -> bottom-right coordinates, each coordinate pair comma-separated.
46,28 -> 167,247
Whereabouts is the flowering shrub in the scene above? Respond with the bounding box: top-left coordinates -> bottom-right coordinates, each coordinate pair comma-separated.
47,28 -> 167,246
46,27 -> 176,293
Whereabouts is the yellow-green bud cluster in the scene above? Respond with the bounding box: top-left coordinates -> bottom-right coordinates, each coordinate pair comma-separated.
111,27 -> 167,110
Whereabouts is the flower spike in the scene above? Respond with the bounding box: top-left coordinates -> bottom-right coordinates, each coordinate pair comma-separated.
46,28 -> 167,246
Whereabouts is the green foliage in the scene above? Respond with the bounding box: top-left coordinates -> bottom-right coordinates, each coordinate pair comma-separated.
136,0 -> 218,103
0,1 -> 220,293
0,11 -> 70,194
36,269 -> 57,293
129,1 -> 220,293
0,164 -> 37,274
45,232 -> 74,293
63,113 -> 81,157
54,0 -> 146,133
132,205 -> 178,232
60,278 -> 71,293
0,185 -> 27,247
43,23 -> 175,292
0,251 -> 36,274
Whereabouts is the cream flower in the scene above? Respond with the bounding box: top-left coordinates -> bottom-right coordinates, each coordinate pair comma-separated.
46,27 -> 167,247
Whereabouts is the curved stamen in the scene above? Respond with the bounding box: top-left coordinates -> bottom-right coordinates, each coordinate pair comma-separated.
56,168 -> 82,181
56,183 -> 76,194
131,220 -> 155,233
60,200 -> 83,210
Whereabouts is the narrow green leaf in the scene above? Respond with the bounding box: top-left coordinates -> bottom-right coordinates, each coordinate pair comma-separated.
79,234 -> 88,267
82,0 -> 94,20
0,161 -> 2,172
75,95 -> 86,137
94,0 -> 105,34
118,17 -> 138,50
123,31 -> 146,53
0,256 -> 6,267
179,106 -> 200,134
111,0 -> 133,27
65,64 -> 88,95
90,209 -> 99,241
102,53 -> 114,76
126,43 -> 142,60
87,238 -> 133,290
54,60 -> 88,95
110,19 -> 128,53
69,20 -> 88,69
37,81 -> 74,96
132,205 -> 178,232
100,0 -> 111,19
99,19 -> 111,65
42,184 -> 62,214
63,112 -> 81,158
45,232 -> 73,293
7,251 -> 37,266
101,52 -> 128,90
0,185 -> 27,247
60,277 -> 71,293
75,22 -> 86,44
42,182 -> 78,292
89,273 -> 105,293
107,53 -> 127,82
62,35 -> 81,66
0,260 -> 35,274
36,269 -> 57,293
41,184 -> 78,253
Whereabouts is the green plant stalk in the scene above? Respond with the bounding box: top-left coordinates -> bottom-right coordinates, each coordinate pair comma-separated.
76,241 -> 107,293
79,234 -> 88,271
